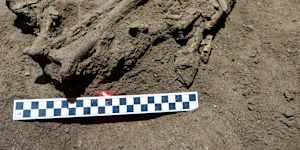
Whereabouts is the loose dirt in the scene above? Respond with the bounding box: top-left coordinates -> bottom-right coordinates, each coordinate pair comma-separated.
0,0 -> 299,150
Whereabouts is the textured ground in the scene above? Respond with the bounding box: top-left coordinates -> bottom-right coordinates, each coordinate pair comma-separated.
0,0 -> 299,150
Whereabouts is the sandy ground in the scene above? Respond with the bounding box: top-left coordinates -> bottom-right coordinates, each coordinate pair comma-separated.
0,0 -> 299,150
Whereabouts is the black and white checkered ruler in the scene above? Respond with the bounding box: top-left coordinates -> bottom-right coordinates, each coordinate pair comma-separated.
13,91 -> 199,120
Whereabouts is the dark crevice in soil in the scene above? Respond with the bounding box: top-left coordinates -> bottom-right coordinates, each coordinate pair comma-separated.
32,54 -> 95,98
31,55 -> 53,68
35,74 -> 53,84
49,16 -> 62,34
13,12 -> 38,35
60,74 -> 97,98
152,35 -> 168,46
136,0 -> 149,7
35,73 -> 96,98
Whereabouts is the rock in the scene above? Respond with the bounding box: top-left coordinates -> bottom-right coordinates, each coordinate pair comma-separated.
64,127 -> 69,133
175,67 -> 198,88
24,71 -> 30,76
283,91 -> 295,102
280,106 -> 296,118
247,102 -> 254,111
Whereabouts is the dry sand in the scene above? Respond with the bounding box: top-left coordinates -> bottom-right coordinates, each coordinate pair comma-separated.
0,0 -> 299,149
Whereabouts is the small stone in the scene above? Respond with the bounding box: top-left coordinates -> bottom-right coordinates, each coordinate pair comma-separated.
118,145 -> 124,149
242,24 -> 254,32
175,68 -> 198,88
254,60 -> 260,64
249,50 -> 257,58
52,123 -> 62,129
282,119 -> 295,128
281,107 -> 296,118
64,127 -> 69,133
283,91 -> 295,102
16,28 -> 22,33
213,105 -> 217,108
247,104 -> 254,111
24,71 -> 30,76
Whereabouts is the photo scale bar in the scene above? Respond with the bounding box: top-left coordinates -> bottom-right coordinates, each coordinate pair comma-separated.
13,91 -> 199,120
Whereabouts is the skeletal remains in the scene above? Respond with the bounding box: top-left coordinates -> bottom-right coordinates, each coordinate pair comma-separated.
6,0 -> 234,97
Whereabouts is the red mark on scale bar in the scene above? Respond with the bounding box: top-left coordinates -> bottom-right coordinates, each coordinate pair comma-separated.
95,90 -> 113,97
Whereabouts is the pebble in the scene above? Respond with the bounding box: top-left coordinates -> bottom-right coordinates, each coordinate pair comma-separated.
24,71 -> 30,76
248,105 -> 254,111
64,127 -> 70,133
242,24 -> 254,32
281,107 -> 296,118
283,91 -> 294,102
16,28 -> 22,33
52,123 -> 62,129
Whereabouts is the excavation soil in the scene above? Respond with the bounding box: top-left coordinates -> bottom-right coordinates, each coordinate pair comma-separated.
0,0 -> 299,149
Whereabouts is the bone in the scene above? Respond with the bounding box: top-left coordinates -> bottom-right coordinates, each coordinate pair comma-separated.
48,0 -> 147,80
200,34 -> 213,64
7,0 -> 235,96
68,0 -> 122,39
